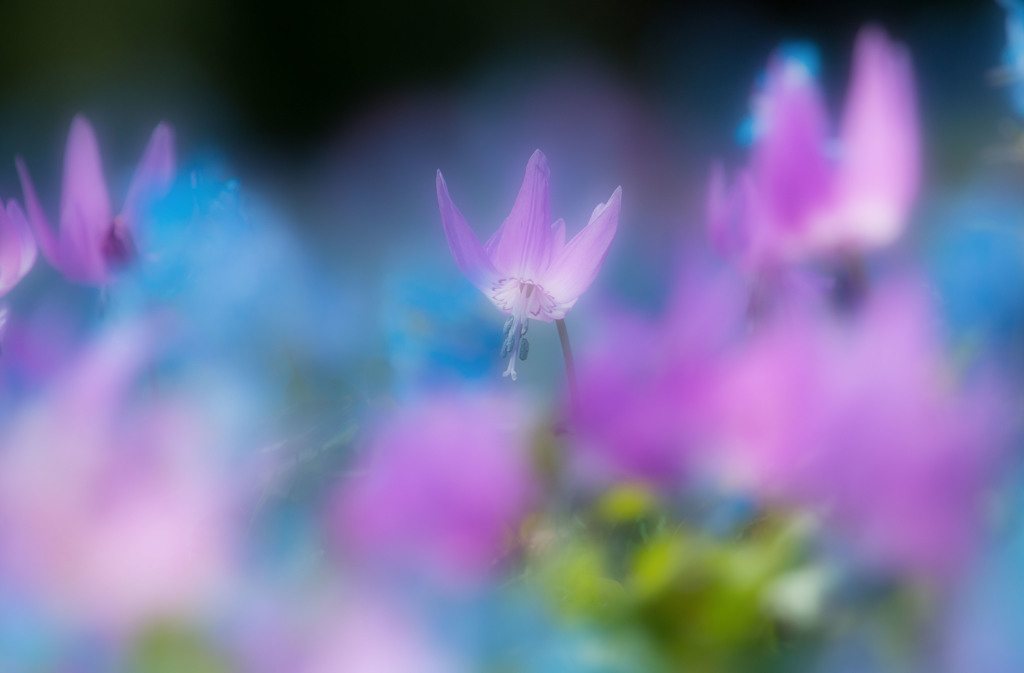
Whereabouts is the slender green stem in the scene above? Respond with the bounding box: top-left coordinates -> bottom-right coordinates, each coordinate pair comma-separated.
555,318 -> 577,409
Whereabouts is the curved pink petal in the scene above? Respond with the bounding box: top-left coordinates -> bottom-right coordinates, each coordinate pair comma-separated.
707,162 -> 742,257
7,202 -> 38,279
121,122 -> 176,228
0,209 -> 22,297
750,53 -> 833,234
542,186 -> 621,304
487,150 -> 553,280
833,26 -> 919,249
0,200 -> 37,296
60,116 -> 111,282
436,170 -> 498,292
15,158 -> 64,274
551,218 -> 566,254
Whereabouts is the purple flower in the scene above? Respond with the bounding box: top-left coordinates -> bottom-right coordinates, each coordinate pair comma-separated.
333,395 -> 535,584
16,115 -> 175,285
714,285 -> 1006,575
570,263 -> 745,486
0,323 -> 236,631
0,198 -> 38,342
0,199 -> 37,298
437,150 -> 621,380
304,593 -> 463,673
709,27 -> 919,269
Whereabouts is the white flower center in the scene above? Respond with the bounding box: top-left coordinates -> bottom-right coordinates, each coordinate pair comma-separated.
490,278 -> 558,381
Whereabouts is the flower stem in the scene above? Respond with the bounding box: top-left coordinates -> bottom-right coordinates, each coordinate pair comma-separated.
555,318 -> 577,408
833,251 -> 868,312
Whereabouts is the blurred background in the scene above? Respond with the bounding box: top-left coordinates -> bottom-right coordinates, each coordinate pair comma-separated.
0,0 -> 1003,183
2,2 -> 1024,670
0,0 -> 1009,318
0,0 -> 1006,339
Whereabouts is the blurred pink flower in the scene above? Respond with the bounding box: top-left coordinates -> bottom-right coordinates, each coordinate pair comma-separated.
0,199 -> 37,298
0,323 -> 235,632
333,395 -> 534,583
16,115 -> 175,285
714,285 -> 1006,575
709,27 -> 919,269
437,150 -> 621,379
303,593 -> 463,673
0,198 -> 39,347
227,584 -> 463,673
570,262 -> 746,486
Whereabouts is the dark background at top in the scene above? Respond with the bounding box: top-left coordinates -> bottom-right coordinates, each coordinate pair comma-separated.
0,0 -> 994,160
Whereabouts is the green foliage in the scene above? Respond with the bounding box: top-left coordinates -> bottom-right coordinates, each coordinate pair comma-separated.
525,486 -> 834,672
128,623 -> 232,673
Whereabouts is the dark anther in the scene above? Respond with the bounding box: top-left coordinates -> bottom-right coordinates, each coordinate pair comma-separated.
518,337 -> 530,361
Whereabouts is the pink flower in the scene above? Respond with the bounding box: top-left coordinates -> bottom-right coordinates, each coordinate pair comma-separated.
0,199 -> 37,344
570,263 -> 745,486
225,582 -> 464,673
709,27 -> 919,269
0,199 -> 37,298
714,286 -> 1006,575
303,594 -> 463,673
333,395 -> 534,584
16,115 -> 175,285
0,323 -> 235,631
437,150 -> 621,379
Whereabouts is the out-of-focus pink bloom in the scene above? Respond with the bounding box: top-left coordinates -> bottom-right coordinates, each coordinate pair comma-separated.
437,150 -> 621,379
16,115 -> 175,285
0,200 -> 39,347
0,323 -> 235,632
303,593 -> 464,673
828,29 -> 919,250
227,584 -> 464,673
709,27 -> 919,269
714,286 -> 1006,575
571,263 -> 746,486
333,395 -> 534,583
0,199 -> 37,298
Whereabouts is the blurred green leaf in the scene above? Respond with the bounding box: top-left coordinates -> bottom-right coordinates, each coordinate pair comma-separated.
128,622 -> 231,673
598,484 -> 658,524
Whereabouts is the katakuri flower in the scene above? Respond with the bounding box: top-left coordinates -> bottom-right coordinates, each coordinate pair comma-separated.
16,115 -> 175,285
0,198 -> 38,341
709,27 -> 919,269
332,395 -> 534,583
0,200 -> 37,299
0,322 -> 236,632
437,150 -> 621,380
714,285 -> 1007,575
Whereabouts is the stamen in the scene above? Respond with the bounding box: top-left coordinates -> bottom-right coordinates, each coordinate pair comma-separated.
501,330 -> 515,358
503,352 -> 518,381
503,313 -> 524,381
518,337 -> 530,361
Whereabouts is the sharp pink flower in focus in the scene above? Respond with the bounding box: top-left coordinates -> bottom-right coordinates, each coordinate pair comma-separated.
333,395 -> 534,584
709,27 -> 919,270
437,150 -> 621,380
714,285 -> 1007,576
0,323 -> 235,632
16,115 -> 175,285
